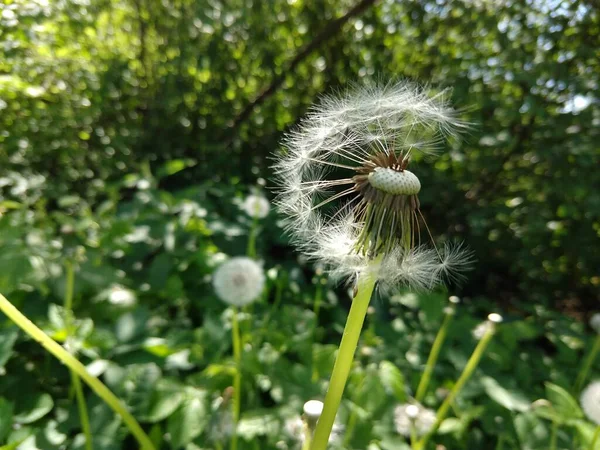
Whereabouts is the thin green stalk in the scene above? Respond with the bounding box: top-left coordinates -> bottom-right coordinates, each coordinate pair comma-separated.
415,324 -> 496,450
301,424 -> 313,450
410,423 -> 418,450
71,372 -> 92,450
231,306 -> 242,450
310,266 -> 379,450
575,333 -> 600,393
246,215 -> 259,258
415,307 -> 455,402
0,293 -> 155,450
549,419 -> 558,450
64,262 -> 93,450
311,282 -> 323,383
591,425 -> 600,450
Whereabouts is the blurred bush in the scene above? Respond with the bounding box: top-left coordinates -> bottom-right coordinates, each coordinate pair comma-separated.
0,0 -> 599,308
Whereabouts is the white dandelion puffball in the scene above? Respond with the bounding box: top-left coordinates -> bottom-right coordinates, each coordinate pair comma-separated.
241,194 -> 270,219
273,81 -> 472,292
213,257 -> 265,306
590,313 -> 600,334
394,403 -> 437,437
581,381 -> 600,424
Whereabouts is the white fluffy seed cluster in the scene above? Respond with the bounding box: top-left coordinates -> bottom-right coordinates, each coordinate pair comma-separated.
394,403 -> 437,437
368,168 -> 421,195
273,81 -> 470,292
241,194 -> 270,219
581,381 -> 600,425
212,257 -> 265,306
590,313 -> 600,334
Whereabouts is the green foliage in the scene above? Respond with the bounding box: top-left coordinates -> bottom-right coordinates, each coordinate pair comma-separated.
0,0 -> 599,449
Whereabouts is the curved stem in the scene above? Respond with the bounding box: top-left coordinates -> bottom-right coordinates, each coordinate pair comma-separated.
0,293 -> 155,450
310,265 -> 379,450
590,425 -> 600,450
415,324 -> 496,450
415,307 -> 455,402
230,307 -> 242,450
64,262 -> 92,450
575,334 -> 600,394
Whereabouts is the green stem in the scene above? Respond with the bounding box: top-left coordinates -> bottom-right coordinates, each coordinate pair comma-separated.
71,372 -> 93,450
575,333 -> 600,394
64,262 -> 93,450
549,419 -> 558,450
415,307 -> 455,403
0,293 -> 155,450
301,423 -> 313,450
311,282 -> 323,383
590,425 -> 600,450
310,266 -> 379,450
231,307 -> 242,450
246,215 -> 259,258
415,324 -> 496,450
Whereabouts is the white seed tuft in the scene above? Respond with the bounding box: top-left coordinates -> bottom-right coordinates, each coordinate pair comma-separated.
212,257 -> 265,306
581,381 -> 600,425
241,194 -> 270,219
590,313 -> 600,334
394,403 -> 437,437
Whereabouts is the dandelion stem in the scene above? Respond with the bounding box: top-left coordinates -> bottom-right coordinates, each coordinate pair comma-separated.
311,282 -> 323,383
310,261 -> 380,450
64,262 -> 93,450
590,425 -> 600,450
231,306 -> 242,450
246,215 -> 259,258
575,333 -> 600,394
415,324 -> 496,450
0,292 -> 155,450
549,418 -> 558,450
415,307 -> 455,403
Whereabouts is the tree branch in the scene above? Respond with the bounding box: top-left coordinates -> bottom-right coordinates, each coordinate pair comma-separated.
228,0 -> 378,134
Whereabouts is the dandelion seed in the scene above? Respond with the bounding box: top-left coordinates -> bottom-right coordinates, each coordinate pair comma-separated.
590,313 -> 600,334
283,400 -> 344,446
241,194 -> 270,218
394,402 -> 437,437
581,381 -> 600,424
274,81 -> 471,291
212,257 -> 265,306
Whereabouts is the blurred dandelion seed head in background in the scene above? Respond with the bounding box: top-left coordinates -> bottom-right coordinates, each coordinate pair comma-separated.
394,402 -> 437,437
590,313 -> 600,333
581,381 -> 600,424
273,81 -> 473,292
212,257 -> 265,306
241,194 -> 270,218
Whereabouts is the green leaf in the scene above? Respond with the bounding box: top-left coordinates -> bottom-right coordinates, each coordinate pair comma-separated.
0,397 -> 14,442
0,329 -> 18,368
13,393 -> 54,424
167,391 -> 208,448
481,377 -> 530,412
378,361 -> 406,402
545,382 -> 583,419
143,380 -> 185,423
237,411 -> 278,439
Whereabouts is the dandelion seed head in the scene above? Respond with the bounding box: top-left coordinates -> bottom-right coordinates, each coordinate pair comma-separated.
241,194 -> 270,218
581,381 -> 600,424
394,403 -> 437,437
274,81 -> 471,292
590,314 -> 600,334
212,257 -> 265,306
